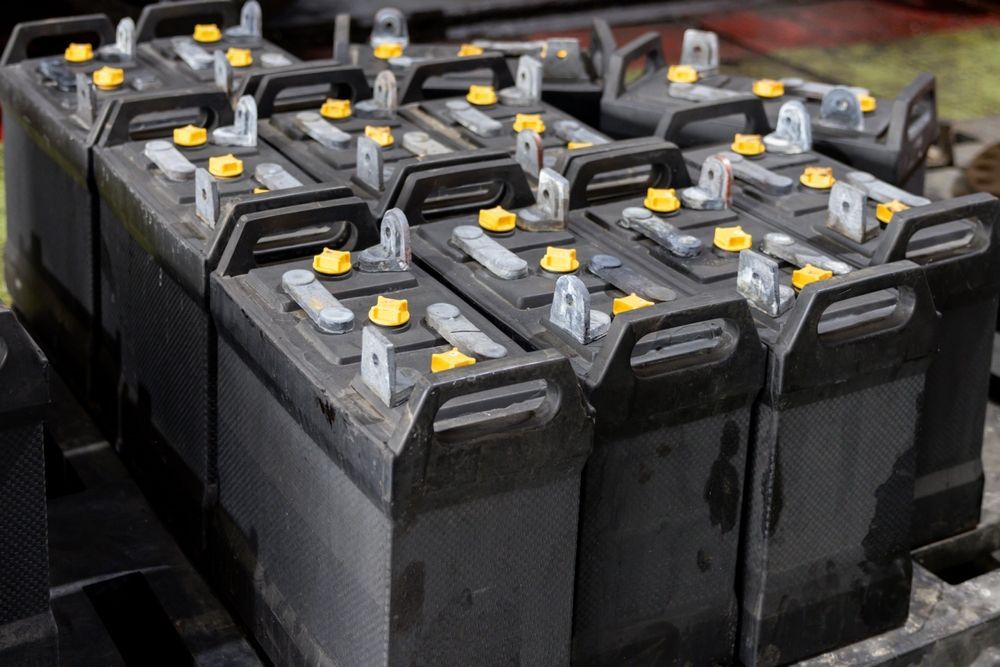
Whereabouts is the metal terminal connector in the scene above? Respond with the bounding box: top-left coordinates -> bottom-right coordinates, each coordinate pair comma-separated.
761,233 -> 852,275
281,269 -> 354,334
74,72 -> 96,126
737,250 -> 794,317
333,13 -> 351,62
819,87 -> 864,132
145,140 -> 196,181
195,168 -> 220,227
212,95 -> 258,147
356,208 -> 411,272
39,59 -> 76,92
721,152 -> 794,195
499,55 -> 543,106
213,50 -> 233,94
845,171 -> 930,207
355,135 -> 385,191
764,100 -> 812,154
172,37 -> 213,70
681,154 -> 732,210
254,163 -> 302,190
517,168 -> 570,232
515,129 -> 543,179
260,52 -> 293,67
97,18 -> 136,62
667,82 -> 741,102
450,226 -> 529,280
680,29 -> 719,72
226,1 -> 263,40
618,206 -> 702,257
357,325 -> 417,408
295,111 -> 352,149
781,78 -> 868,101
355,71 -> 398,119
587,254 -> 677,302
551,119 -> 607,146
826,181 -> 878,243
425,302 -> 508,359
469,39 -> 546,56
402,131 -> 452,156
549,275 -> 610,345
370,7 -> 409,49
445,100 -> 503,137
541,39 -> 586,80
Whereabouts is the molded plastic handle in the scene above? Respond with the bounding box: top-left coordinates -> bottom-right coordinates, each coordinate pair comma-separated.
398,54 -> 515,104
253,65 -> 373,118
654,96 -> 772,145
602,31 -> 665,100
2,14 -> 115,66
588,18 -> 617,78
886,72 -> 938,185
135,1 -> 238,42
0,309 -> 49,416
96,89 -> 233,147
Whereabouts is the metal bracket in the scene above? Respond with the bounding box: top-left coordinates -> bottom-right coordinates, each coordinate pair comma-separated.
517,168 -> 570,232
214,50 -> 233,95
370,7 -> 409,48
618,207 -> 701,257
281,269 -> 354,334
356,208 -> 411,272
737,249 -> 794,317
355,70 -> 398,119
213,95 -> 258,147
764,100 -> 812,154
818,87 -> 864,132
721,151 -> 794,195
549,275 -> 610,345
145,140 -> 196,181
680,29 -> 720,72
449,227 -> 528,279
226,1 -> 263,41
515,129 -> 543,179
552,119 -> 607,146
355,135 -> 385,191
587,254 -> 677,302
97,18 -> 136,62
445,100 -> 502,137
681,154 -> 732,210
541,39 -> 587,80
667,82 -> 741,102
171,37 -> 213,70
357,325 -> 417,408
470,39 -> 545,56
761,233 -> 852,275
195,168 -> 220,227
39,59 -> 75,92
259,52 -> 293,68
254,163 -> 302,190
781,78 -> 868,101
295,111 -> 352,149
846,171 -> 930,207
425,303 -> 508,358
826,181 -> 878,243
401,131 -> 452,156
499,55 -> 543,106
74,72 -> 96,127
333,13 -> 351,63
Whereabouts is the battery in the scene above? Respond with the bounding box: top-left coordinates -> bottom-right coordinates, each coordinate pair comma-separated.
0,306 -> 57,666
209,196 -> 593,666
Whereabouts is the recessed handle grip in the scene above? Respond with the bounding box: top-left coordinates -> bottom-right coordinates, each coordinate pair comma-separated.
2,14 -> 115,66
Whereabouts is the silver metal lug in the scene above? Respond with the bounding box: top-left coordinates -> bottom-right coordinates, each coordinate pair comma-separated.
737,250 -> 794,317
281,269 -> 354,334
356,208 -> 411,272
449,227 -> 528,280
618,207 -> 702,257
681,154 -> 733,210
549,275 -> 610,344
426,303 -> 508,359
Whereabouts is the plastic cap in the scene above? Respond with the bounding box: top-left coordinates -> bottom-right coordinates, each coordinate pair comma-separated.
208,154 -> 244,178
466,84 -> 497,106
92,66 -> 124,90
253,187 -> 269,194
876,199 -> 909,224
643,187 -> 681,213
792,264 -> 833,290
373,42 -> 403,60
512,113 -> 545,133
800,165 -> 836,190
364,125 -> 394,147
369,296 -> 410,326
431,348 -> 477,372
321,98 -> 351,119
556,49 -> 569,59
226,47 -> 253,68
479,206 -> 516,233
753,79 -> 785,98
313,248 -> 352,276
731,133 -> 765,156
858,93 -> 877,113
64,43 -> 93,63
193,24 -> 222,43
173,124 -> 207,147
539,246 -> 579,273
567,141 -> 592,150
714,226 -> 752,252
613,293 -> 654,315
458,44 -> 484,57
667,64 -> 699,84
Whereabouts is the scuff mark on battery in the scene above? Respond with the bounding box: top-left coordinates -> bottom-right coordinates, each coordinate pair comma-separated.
706,420 -> 741,533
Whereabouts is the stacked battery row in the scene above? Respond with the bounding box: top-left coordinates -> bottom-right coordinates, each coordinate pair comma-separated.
1,2 -> 997,666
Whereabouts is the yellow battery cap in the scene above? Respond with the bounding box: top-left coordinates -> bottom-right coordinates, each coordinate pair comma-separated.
92,66 -> 124,90
876,199 -> 909,224
208,154 -> 244,178
313,248 -> 352,276
567,141 -> 592,150
193,24 -> 222,43
513,113 -> 545,133
431,348 -> 477,372
858,93 -> 877,113
539,246 -> 579,273
792,264 -> 833,290
800,165 -> 836,190
364,125 -> 394,147
466,84 -> 497,106
373,42 -> 403,60
731,133 -> 765,156
173,124 -> 207,147
253,187 -> 269,194
64,43 -> 93,63
753,79 -> 785,98
714,226 -> 753,252
644,187 -> 681,213
320,98 -> 351,119
458,43 -> 484,57
667,64 -> 698,84
226,47 -> 253,68
369,296 -> 409,326
478,206 -> 516,233
613,293 -> 654,315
